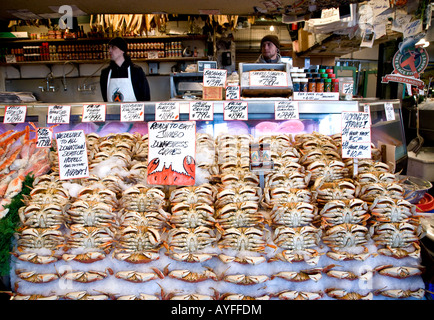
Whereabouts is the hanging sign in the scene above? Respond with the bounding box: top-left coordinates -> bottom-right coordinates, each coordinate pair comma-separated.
47,105 -> 71,124
341,111 -> 371,159
275,101 -> 299,120
55,130 -> 89,180
223,101 -> 248,120
147,121 -> 196,186
203,69 -> 227,87
120,103 -> 145,122
3,105 -> 27,123
381,36 -> 428,89
189,101 -> 213,121
384,103 -> 395,121
36,127 -> 53,148
249,71 -> 288,87
82,104 -> 106,122
155,102 -> 180,121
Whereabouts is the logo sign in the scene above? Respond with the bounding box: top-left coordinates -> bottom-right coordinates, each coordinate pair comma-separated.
381,36 -> 428,89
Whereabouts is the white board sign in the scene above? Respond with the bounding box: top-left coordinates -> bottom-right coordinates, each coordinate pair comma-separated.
47,105 -> 71,124
223,101 -> 248,121
225,85 -> 240,100
120,103 -> 145,122
189,101 -> 213,121
147,121 -> 196,186
249,71 -> 288,87
82,104 -> 106,122
55,130 -> 89,180
155,102 -> 180,121
341,111 -> 371,159
275,101 -> 299,120
203,69 -> 227,87
3,105 -> 27,123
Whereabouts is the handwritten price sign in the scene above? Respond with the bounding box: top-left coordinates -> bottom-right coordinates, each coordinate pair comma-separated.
155,102 -> 180,121
47,105 -> 71,124
223,101 -> 248,121
82,104 -> 106,122
225,85 -> 240,100
249,71 -> 288,87
36,127 -> 53,148
189,101 -> 213,121
4,105 -> 27,123
275,101 -> 299,120
55,130 -> 89,180
341,111 -> 371,159
120,103 -> 145,122
203,69 -> 227,87
384,103 -> 395,121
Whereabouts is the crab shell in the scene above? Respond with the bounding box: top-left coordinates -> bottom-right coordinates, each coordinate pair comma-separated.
270,202 -> 318,227
271,269 -> 322,282
325,288 -> 373,300
63,291 -> 110,300
376,242 -> 421,259
67,200 -> 116,227
215,201 -> 263,229
373,288 -> 425,299
373,265 -> 424,279
169,184 -> 216,205
273,225 -> 321,250
167,226 -> 216,252
165,252 -> 215,263
16,227 -> 64,250
13,252 -> 60,265
62,251 -> 106,263
268,249 -> 322,265
12,294 -> 60,300
369,197 -> 416,223
115,269 -> 164,283
62,270 -> 110,283
273,290 -> 323,300
166,268 -> 218,282
322,223 -> 369,248
19,203 -> 65,228
218,253 -> 266,265
16,270 -> 59,283
320,198 -> 370,227
326,246 -> 370,261
222,274 -> 269,285
218,227 -> 266,252
113,250 -> 160,263
219,293 -> 270,300
372,222 -> 422,247
170,202 -> 215,228
117,294 -> 159,300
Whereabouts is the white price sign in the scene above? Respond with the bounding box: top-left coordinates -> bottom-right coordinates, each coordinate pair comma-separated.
225,85 -> 240,100
155,102 -> 180,121
120,103 -> 145,122
341,111 -> 371,159
203,69 -> 227,87
36,127 -> 53,148
82,104 -> 106,122
249,71 -> 288,87
47,105 -> 71,124
384,103 -> 395,121
275,101 -> 299,120
189,101 -> 213,121
55,130 -> 89,180
3,105 -> 27,123
223,101 -> 248,120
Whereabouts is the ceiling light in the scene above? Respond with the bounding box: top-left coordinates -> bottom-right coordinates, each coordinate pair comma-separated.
269,25 -> 275,31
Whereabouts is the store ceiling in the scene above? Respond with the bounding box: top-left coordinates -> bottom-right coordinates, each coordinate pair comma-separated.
1,0 -> 365,21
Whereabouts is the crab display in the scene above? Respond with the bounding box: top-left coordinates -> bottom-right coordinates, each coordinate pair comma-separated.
120,185 -> 168,213
67,200 -> 116,228
16,227 -> 64,251
262,187 -> 314,209
215,185 -> 261,209
18,203 -> 65,228
372,221 -> 422,248
169,184 -> 216,205
359,183 -> 404,202
265,170 -> 311,189
170,202 -> 216,228
306,159 -> 349,182
218,227 -> 266,252
167,226 -> 216,253
65,225 -> 115,254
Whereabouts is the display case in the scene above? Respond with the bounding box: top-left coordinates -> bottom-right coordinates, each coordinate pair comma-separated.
0,98 -> 427,301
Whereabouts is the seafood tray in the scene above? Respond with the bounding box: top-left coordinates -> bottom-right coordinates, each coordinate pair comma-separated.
2,128 -> 428,300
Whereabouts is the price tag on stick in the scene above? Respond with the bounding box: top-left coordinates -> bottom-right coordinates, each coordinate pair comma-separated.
155,102 -> 180,121
203,69 -> 227,87
120,103 -> 145,122
275,101 -> 299,120
223,101 -> 248,120
36,127 -> 53,148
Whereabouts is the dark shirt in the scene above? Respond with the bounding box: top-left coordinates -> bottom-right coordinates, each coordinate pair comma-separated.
100,55 -> 151,101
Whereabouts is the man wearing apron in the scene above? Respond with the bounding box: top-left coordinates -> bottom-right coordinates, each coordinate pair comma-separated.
100,37 -> 151,102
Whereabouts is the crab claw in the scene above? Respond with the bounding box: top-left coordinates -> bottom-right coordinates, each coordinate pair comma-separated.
183,155 -> 195,177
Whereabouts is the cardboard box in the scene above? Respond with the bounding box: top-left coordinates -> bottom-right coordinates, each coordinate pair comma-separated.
203,86 -> 223,100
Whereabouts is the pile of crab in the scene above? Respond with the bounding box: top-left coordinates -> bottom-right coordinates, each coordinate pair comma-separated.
8,130 -> 428,300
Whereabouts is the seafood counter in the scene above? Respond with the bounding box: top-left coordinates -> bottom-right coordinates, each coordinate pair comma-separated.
3,127 -> 428,300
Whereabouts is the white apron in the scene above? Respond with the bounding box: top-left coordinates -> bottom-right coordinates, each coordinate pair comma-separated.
107,66 -> 137,102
